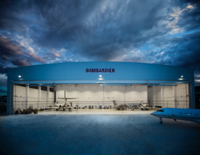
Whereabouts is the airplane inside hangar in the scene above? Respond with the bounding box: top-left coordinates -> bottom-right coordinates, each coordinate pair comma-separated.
6,62 -> 195,114
12,83 -> 190,113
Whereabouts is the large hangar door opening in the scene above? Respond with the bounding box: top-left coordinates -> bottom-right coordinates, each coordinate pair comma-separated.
55,84 -> 147,108
56,84 -> 103,108
148,84 -> 189,109
103,85 -> 147,105
13,85 -> 54,111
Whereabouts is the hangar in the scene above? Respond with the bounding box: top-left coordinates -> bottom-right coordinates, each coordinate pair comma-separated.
6,62 -> 195,114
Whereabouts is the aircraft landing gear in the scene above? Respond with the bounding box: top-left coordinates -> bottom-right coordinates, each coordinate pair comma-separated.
160,117 -> 162,124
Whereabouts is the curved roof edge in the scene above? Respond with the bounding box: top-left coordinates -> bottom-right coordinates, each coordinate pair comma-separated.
6,61 -> 195,71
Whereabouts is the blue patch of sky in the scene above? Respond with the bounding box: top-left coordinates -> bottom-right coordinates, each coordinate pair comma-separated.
166,29 -> 196,38
138,44 -> 153,53
32,63 -> 41,65
36,49 -> 45,57
0,30 -> 12,37
24,14 -> 36,22
184,29 -> 196,35
65,53 -> 73,58
0,92 -> 7,96
166,33 -> 183,38
0,86 -> 7,91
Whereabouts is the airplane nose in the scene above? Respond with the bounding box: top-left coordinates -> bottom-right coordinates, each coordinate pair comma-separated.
151,111 -> 156,116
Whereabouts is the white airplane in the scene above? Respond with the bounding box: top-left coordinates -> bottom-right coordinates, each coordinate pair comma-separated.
151,108 -> 200,124
112,100 -> 128,110
139,102 -> 150,110
50,97 -> 77,111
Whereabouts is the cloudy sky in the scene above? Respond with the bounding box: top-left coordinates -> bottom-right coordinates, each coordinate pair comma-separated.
0,0 -> 200,95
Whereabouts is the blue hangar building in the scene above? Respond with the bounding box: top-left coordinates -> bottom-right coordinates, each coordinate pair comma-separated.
6,62 -> 195,114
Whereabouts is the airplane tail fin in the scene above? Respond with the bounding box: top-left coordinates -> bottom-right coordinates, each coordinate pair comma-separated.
113,100 -> 117,105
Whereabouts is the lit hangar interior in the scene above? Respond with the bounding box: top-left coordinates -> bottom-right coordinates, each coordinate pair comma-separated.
7,62 -> 194,114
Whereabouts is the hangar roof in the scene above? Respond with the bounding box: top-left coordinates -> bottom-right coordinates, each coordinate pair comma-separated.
7,62 -> 194,85
6,61 -> 195,71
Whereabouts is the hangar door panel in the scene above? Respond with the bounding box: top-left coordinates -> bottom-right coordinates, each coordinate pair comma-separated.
104,86 -> 124,103
176,84 -> 189,108
13,85 -> 53,112
148,83 -> 189,108
56,91 -> 65,104
56,84 -> 147,108
163,86 -> 175,108
40,90 -> 47,108
13,85 -> 27,110
65,84 -> 103,106
154,87 -> 162,107
125,85 -> 147,104
49,92 -> 54,104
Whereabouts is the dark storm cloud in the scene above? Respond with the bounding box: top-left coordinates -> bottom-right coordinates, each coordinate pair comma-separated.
150,1 -> 200,81
0,35 -> 44,70
0,0 -> 200,84
176,1 -> 200,32
27,0 -> 103,48
155,31 -> 200,73
31,0 -> 166,60
0,0 -> 167,61
0,0 -> 32,35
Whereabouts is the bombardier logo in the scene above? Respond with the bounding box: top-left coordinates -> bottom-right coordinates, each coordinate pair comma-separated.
86,68 -> 115,73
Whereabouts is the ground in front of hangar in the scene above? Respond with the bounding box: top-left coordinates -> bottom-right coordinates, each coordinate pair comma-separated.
0,112 -> 200,155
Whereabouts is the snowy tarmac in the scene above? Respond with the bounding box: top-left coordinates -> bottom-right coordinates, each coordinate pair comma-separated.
0,111 -> 200,155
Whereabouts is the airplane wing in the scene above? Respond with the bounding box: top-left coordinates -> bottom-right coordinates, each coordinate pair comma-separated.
58,97 -> 77,99
49,104 -> 70,109
49,107 -> 58,109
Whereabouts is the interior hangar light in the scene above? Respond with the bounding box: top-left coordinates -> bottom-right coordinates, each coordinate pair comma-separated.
181,75 -> 183,78
18,75 -> 21,78
99,75 -> 102,78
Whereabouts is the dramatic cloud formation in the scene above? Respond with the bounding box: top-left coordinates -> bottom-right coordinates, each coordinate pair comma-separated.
0,0 -> 200,93
0,36 -> 44,68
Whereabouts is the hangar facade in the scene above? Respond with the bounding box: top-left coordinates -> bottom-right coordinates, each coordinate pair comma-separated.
6,62 -> 195,114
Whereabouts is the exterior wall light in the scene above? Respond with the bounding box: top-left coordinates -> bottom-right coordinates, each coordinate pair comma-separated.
18,75 -> 21,78
181,75 -> 183,78
99,75 -> 103,80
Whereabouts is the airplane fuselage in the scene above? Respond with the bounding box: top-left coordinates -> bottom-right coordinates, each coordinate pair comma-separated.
151,108 -> 200,124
